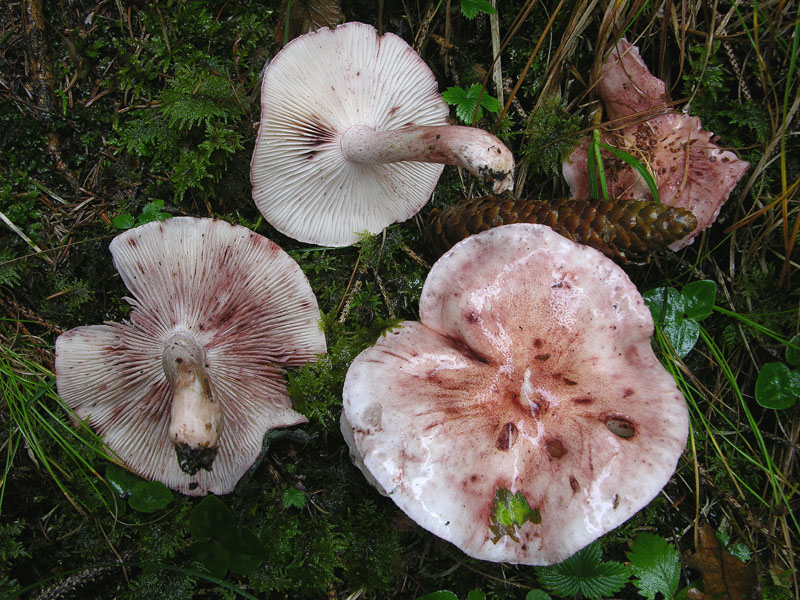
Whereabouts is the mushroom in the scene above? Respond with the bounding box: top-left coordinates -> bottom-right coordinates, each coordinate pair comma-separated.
55,217 -> 326,496
341,223 -> 688,565
562,39 -> 749,249
250,22 -> 514,247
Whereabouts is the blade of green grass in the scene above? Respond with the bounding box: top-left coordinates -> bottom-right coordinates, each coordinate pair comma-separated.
0,347 -> 117,515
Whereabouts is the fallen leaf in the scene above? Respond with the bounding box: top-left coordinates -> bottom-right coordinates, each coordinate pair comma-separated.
685,523 -> 760,600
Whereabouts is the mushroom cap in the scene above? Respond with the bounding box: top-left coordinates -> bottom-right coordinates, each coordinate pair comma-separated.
595,40 -> 668,123
250,22 -> 449,247
562,39 -> 749,249
342,224 -> 688,565
55,217 -> 326,496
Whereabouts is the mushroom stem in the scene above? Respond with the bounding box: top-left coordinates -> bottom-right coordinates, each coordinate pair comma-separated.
163,332 -> 223,475
340,125 -> 515,193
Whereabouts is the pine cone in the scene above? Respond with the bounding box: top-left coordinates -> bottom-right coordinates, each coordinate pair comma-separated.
424,196 -> 697,263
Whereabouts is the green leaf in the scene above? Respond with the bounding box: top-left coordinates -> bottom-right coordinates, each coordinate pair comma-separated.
525,591 -> 552,600
755,362 -> 800,409
128,480 -> 173,513
189,539 -> 230,578
489,487 -> 541,542
716,528 -> 752,563
106,464 -> 172,512
681,280 -> 716,321
188,495 -> 265,577
460,0 -> 497,19
627,533 -> 681,600
537,543 -> 630,599
105,463 -> 141,496
189,495 -> 235,542
643,287 -> 701,357
442,84 -> 500,124
417,592 -> 459,600
282,487 -> 307,510
137,200 -> 170,225
785,333 -> 800,367
112,213 -> 135,230
226,526 -> 265,575
466,590 -> 487,600
663,318 -> 700,358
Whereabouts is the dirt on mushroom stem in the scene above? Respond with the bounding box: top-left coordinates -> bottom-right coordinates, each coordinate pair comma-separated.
162,331 -> 224,474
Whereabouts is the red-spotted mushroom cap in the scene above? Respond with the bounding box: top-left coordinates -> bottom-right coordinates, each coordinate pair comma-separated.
562,39 -> 748,250
55,217 -> 326,496
341,223 -> 688,565
251,22 -> 514,247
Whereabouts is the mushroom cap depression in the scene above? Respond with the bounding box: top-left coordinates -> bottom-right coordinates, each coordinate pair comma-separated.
251,22 -> 449,247
342,224 -> 688,565
55,217 -> 326,495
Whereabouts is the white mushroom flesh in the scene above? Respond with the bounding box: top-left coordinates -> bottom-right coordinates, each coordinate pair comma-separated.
340,124 -> 514,193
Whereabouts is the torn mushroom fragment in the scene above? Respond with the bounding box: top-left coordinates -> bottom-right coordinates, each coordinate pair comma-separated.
342,224 -> 688,565
562,39 -> 749,249
55,218 -> 326,496
251,21 -> 514,247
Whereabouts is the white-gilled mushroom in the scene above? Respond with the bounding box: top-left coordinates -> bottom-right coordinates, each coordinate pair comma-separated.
562,39 -> 749,250
341,223 -> 688,565
55,217 -> 326,496
250,22 -> 514,247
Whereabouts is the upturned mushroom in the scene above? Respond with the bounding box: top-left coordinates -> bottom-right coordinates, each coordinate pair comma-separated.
562,39 -> 749,249
341,224 -> 688,565
251,22 -> 514,247
55,217 -> 326,496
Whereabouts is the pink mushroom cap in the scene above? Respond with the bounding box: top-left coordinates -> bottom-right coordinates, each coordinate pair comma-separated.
342,224 -> 688,564
55,217 -> 326,496
562,39 -> 749,249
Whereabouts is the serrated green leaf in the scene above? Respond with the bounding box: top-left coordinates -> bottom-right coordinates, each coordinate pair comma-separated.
681,280 -> 716,321
282,487 -> 307,509
137,200 -> 170,225
460,0 -> 497,19
755,362 -> 800,409
525,591 -> 552,600
442,84 -> 501,124
537,543 -> 630,599
627,533 -> 680,600
112,213 -> 136,230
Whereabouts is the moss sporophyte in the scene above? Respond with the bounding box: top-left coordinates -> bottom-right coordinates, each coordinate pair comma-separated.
489,487 -> 542,544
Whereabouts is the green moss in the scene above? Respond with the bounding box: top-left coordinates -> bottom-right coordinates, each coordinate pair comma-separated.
521,96 -> 582,176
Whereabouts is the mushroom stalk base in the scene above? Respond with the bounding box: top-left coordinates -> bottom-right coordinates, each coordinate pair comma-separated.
340,125 -> 514,193
163,332 -> 223,475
